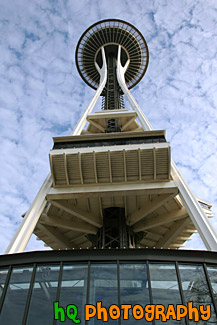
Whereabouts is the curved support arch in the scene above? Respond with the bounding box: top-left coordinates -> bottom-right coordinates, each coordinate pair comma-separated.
72,46 -> 107,135
116,45 -> 152,131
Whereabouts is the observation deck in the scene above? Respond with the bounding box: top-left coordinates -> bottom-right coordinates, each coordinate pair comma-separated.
76,19 -> 149,90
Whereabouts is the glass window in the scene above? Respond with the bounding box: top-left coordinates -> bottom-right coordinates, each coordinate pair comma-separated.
179,264 -> 217,324
149,263 -> 184,325
207,265 -> 217,302
57,264 -> 88,325
89,263 -> 118,324
0,268 -> 8,301
120,263 -> 150,324
0,266 -> 33,324
26,264 -> 60,325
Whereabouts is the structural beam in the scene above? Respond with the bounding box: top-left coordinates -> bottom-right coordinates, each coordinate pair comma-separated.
37,224 -> 73,249
170,243 -> 185,248
47,181 -> 178,200
128,193 -> 178,225
72,47 -> 107,135
176,235 -> 192,241
5,174 -> 52,254
48,200 -> 102,228
89,120 -> 105,132
133,207 -> 188,232
155,218 -> 190,248
40,214 -> 98,234
121,116 -> 136,131
171,162 -> 217,251
184,229 -> 197,233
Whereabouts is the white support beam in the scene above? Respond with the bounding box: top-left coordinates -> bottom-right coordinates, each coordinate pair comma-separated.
184,228 -> 197,233
48,200 -> 102,228
176,235 -> 192,241
155,218 -> 190,248
89,120 -> 105,132
37,224 -> 73,249
47,181 -> 178,200
171,162 -> 217,251
132,127 -> 144,131
5,174 -> 52,254
41,214 -> 98,234
170,243 -> 186,248
72,47 -> 107,136
121,116 -> 136,131
87,110 -> 137,120
133,207 -> 188,232
128,193 -> 177,225
116,45 -> 153,131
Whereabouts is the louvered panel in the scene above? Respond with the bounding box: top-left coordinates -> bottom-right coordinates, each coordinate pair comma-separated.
140,149 -> 154,179
52,155 -> 67,186
81,152 -> 95,183
156,148 -> 168,179
50,143 -> 171,187
126,150 -> 139,180
67,154 -> 81,184
96,152 -> 110,183
110,151 -> 125,182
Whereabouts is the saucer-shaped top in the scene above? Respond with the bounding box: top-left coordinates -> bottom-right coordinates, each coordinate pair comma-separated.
76,19 -> 149,90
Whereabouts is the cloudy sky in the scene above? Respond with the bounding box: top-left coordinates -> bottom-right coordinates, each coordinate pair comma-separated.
1,0 -> 217,253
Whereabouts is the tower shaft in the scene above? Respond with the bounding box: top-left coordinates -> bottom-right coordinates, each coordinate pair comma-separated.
102,54 -> 122,110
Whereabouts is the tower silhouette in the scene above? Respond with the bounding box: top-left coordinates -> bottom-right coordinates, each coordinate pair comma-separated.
1,19 -> 217,324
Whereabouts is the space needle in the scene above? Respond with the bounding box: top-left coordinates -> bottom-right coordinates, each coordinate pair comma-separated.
1,19 -> 217,324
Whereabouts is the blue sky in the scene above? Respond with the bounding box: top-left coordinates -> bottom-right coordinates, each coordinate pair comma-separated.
1,0 -> 217,253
